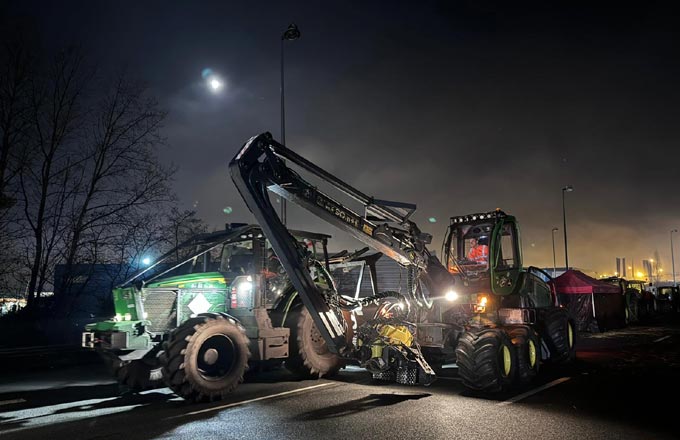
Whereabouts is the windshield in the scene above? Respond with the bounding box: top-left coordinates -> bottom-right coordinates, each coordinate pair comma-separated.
447,223 -> 493,274
627,282 -> 644,294
143,237 -> 254,282
657,286 -> 674,298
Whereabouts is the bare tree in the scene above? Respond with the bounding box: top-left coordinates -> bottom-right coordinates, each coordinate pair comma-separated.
165,207 -> 209,262
0,36 -> 32,207
18,47 -> 89,308
56,73 -> 173,308
0,32 -> 34,297
1,36 -> 197,320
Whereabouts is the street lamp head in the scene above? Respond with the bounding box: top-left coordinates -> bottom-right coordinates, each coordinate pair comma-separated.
282,23 -> 301,40
562,185 -> 574,192
552,227 -> 559,232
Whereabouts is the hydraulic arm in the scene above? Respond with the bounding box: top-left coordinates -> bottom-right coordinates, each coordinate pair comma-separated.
229,132 -> 453,369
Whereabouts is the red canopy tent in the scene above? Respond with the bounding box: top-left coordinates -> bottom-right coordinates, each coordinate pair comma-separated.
551,270 -> 621,295
549,270 -> 626,332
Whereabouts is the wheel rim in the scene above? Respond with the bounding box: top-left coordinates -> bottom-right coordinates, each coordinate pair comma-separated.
309,322 -> 328,355
197,334 -> 237,381
502,345 -> 512,377
528,340 -> 537,368
567,322 -> 574,348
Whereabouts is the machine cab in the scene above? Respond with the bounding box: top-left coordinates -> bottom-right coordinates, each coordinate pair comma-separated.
126,225 -> 331,313
444,210 -> 522,295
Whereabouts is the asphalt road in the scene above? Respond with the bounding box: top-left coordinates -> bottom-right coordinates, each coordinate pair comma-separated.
1,319 -> 679,440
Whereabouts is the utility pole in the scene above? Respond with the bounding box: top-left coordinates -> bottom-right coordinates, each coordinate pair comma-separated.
280,23 -> 301,226
562,185 -> 574,270
552,227 -> 559,277
672,229 -> 678,287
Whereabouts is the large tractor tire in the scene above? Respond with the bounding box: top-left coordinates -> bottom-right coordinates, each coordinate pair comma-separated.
541,308 -> 576,364
285,306 -> 344,378
98,349 -> 164,391
160,313 -> 250,402
506,326 -> 541,386
455,328 -> 517,393
638,296 -> 654,321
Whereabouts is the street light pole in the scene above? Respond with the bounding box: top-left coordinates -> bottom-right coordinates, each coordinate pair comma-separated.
672,229 -> 678,287
562,185 -> 574,270
280,23 -> 301,226
552,227 -> 559,277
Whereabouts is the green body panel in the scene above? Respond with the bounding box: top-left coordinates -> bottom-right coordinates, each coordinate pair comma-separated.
109,273 -> 229,327
85,319 -> 146,332
84,320 -> 151,350
94,273 -> 231,351
146,271 -> 227,289
113,287 -> 138,319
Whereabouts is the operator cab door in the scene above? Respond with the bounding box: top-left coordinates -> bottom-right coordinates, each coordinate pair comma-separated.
521,273 -> 554,309
491,220 -> 521,296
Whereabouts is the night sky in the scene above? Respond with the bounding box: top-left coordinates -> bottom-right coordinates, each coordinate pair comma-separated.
4,1 -> 679,275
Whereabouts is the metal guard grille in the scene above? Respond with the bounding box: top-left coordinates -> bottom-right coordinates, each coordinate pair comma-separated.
142,288 -> 178,333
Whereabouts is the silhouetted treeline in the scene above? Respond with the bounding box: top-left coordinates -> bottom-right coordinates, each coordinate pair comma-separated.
0,27 -> 205,318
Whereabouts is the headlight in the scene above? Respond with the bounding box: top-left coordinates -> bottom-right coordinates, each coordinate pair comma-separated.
237,281 -> 253,293
473,295 -> 488,313
231,275 -> 255,309
445,290 -> 459,302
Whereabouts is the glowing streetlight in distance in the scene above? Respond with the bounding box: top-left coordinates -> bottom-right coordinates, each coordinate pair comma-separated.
142,257 -> 152,266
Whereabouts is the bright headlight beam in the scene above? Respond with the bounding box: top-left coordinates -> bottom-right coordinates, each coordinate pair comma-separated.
237,281 -> 253,293
445,290 -> 459,302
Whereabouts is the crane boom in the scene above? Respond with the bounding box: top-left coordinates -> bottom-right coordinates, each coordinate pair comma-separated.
229,132 -> 453,357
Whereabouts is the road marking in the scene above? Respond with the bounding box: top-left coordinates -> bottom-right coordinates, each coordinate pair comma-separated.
0,398 -> 26,406
653,335 -> 671,343
174,383 -> 335,418
497,377 -> 571,406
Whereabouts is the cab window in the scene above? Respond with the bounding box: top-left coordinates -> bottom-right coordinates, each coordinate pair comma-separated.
530,276 -> 553,308
446,223 -> 493,274
220,240 -> 254,276
496,224 -> 517,269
